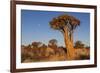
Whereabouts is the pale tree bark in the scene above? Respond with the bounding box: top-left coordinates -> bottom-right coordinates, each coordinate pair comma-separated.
62,27 -> 75,60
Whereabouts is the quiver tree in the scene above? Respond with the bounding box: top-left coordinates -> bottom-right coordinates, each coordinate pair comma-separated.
74,41 -> 85,49
48,39 -> 58,48
49,14 -> 80,60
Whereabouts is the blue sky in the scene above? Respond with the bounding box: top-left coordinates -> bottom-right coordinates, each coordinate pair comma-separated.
21,10 -> 90,47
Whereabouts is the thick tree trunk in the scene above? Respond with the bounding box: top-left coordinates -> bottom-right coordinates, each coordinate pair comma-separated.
63,27 -> 75,60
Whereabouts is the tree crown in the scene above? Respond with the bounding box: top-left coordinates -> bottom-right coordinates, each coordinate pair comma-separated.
49,14 -> 80,31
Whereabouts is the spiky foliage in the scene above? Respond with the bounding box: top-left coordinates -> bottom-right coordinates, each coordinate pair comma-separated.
49,39 -> 57,46
49,14 -> 80,31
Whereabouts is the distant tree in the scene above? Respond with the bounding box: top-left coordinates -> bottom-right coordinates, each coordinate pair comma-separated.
48,39 -> 58,48
32,42 -> 42,49
74,41 -> 85,49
